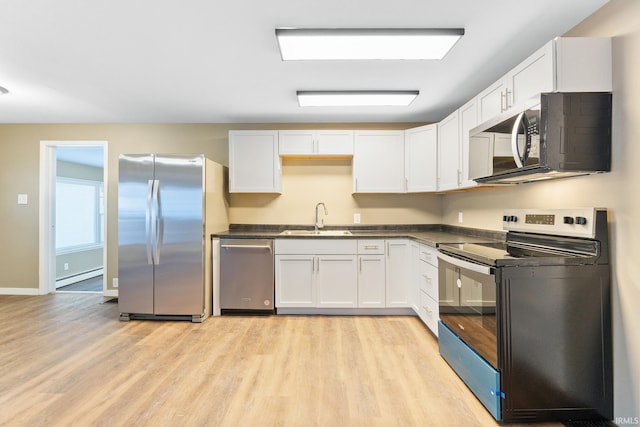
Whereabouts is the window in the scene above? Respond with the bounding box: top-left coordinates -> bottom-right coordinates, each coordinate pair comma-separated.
56,178 -> 104,251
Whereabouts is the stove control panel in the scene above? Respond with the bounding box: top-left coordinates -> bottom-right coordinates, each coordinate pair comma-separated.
502,208 -> 600,238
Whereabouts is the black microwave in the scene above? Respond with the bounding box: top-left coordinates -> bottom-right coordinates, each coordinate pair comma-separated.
469,92 -> 612,184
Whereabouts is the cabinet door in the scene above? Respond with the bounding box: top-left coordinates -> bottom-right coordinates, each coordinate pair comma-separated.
354,131 -> 405,193
316,130 -> 354,155
275,255 -> 315,307
229,131 -> 281,193
509,41 -> 554,107
410,241 -> 421,314
278,131 -> 315,155
317,255 -> 358,307
358,255 -> 386,308
458,98 -> 480,188
477,77 -> 508,123
419,290 -> 439,337
468,132 -> 494,180
437,109 -> 461,191
405,124 -> 437,192
385,240 -> 411,307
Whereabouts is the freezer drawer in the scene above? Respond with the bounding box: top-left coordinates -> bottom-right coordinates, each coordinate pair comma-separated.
220,239 -> 275,313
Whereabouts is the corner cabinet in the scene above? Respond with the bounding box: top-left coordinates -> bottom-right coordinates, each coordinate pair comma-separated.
229,130 -> 281,193
405,124 -> 438,192
279,130 -> 354,156
353,131 -> 405,193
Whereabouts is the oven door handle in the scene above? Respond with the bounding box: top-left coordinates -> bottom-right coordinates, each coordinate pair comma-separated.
437,252 -> 494,275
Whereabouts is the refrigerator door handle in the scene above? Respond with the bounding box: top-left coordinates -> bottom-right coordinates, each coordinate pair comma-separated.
146,179 -> 154,265
151,179 -> 161,265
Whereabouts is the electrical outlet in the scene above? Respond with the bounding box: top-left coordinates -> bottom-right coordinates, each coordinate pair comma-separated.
112,278 -> 119,288
17,194 -> 28,205
458,211 -> 464,224
353,213 -> 361,224
64,263 -> 69,271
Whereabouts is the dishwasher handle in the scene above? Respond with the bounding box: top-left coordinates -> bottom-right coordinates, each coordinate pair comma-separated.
221,244 -> 273,253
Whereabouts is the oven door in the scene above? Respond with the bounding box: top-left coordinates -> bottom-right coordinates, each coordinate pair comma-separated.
437,252 -> 498,369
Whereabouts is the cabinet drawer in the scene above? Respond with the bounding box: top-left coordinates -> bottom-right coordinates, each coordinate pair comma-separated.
275,239 -> 357,255
419,290 -> 438,336
419,244 -> 438,266
357,239 -> 385,254
419,260 -> 438,300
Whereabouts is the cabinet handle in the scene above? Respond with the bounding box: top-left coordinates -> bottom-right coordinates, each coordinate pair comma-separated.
500,91 -> 506,113
405,177 -> 408,192
359,257 -> 362,272
457,169 -> 462,185
422,273 -> 432,283
505,88 -> 512,110
364,245 -> 379,250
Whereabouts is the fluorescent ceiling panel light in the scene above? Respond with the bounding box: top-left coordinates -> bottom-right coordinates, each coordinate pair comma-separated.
276,28 -> 464,60
297,91 -> 419,107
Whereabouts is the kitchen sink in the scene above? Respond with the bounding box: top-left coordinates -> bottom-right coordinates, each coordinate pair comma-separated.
279,229 -> 352,236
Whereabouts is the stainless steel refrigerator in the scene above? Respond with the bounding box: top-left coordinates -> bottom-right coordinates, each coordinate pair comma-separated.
118,154 -> 228,322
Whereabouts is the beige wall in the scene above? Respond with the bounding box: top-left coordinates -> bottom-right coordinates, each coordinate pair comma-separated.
441,0 -> 640,419
230,158 -> 440,225
0,122 -> 433,292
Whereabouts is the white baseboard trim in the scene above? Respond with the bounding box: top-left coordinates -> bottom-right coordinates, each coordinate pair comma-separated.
56,269 -> 103,288
0,288 -> 41,296
103,289 -> 118,298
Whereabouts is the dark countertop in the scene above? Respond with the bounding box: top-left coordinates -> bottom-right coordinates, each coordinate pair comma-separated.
212,224 -> 505,247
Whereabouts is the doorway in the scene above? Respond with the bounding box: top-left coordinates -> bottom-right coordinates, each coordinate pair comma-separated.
39,141 -> 108,295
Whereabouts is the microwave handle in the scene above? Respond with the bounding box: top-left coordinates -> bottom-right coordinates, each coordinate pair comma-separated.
437,251 -> 494,275
511,111 -> 526,168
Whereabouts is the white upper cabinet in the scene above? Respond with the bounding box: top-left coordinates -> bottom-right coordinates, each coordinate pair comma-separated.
477,37 -> 612,122
229,130 -> 281,193
279,130 -> 354,156
437,110 -> 460,191
353,131 -> 405,193
458,98 -> 480,188
405,124 -> 438,192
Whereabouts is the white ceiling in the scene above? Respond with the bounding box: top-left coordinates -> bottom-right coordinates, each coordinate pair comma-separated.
0,0 -> 608,124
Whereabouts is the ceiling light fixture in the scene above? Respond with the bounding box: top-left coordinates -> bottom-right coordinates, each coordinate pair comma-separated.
297,90 -> 419,107
276,28 -> 464,61
0,86 -> 8,95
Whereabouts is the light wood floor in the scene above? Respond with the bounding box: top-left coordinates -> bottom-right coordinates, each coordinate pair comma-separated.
0,294 -> 563,427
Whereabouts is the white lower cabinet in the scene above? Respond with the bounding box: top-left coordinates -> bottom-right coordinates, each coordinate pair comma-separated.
275,239 -> 358,308
385,239 -> 412,308
358,240 -> 386,308
417,244 -> 440,336
275,255 -> 316,307
410,241 -> 421,314
317,256 -> 358,307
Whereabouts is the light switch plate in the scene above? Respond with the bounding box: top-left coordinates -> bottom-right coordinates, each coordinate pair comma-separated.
458,211 -> 464,223
17,194 -> 28,205
112,278 -> 119,288
353,213 -> 361,224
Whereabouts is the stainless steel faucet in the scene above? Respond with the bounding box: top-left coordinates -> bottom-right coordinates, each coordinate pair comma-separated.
315,202 -> 328,231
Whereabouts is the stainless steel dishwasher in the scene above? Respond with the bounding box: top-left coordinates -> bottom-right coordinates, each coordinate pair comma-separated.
219,239 -> 275,314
